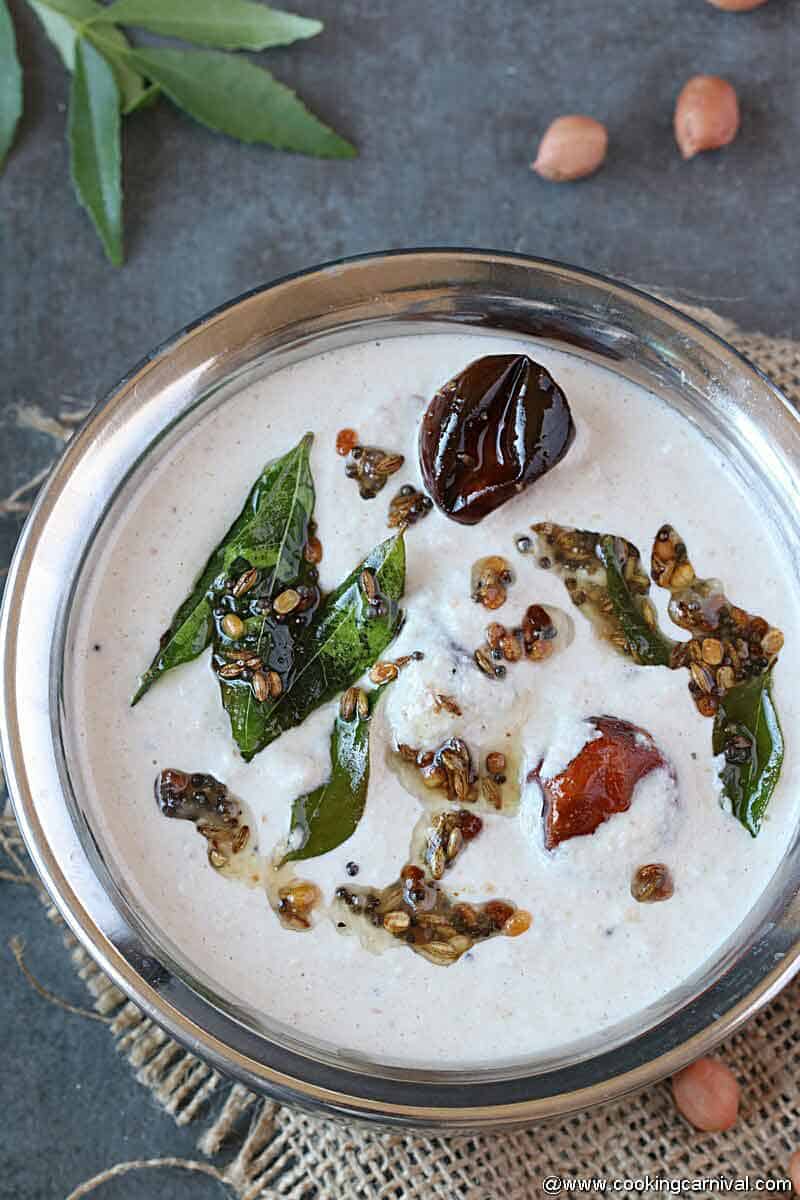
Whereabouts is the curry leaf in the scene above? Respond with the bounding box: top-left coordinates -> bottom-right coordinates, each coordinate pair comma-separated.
26,0 -> 147,113
211,439 -> 319,745
597,535 -> 675,667
27,0 -> 105,17
86,29 -> 148,114
531,523 -> 675,667
283,685 -> 388,864
27,1 -> 78,68
92,0 -> 322,52
223,534 -> 405,761
0,0 -> 23,170
68,39 -> 123,265
123,80 -> 160,113
132,433 -> 314,704
713,671 -> 784,837
122,46 -> 355,158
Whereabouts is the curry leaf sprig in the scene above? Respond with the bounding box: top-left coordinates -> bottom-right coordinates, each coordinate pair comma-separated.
0,0 -> 355,264
135,434 -> 406,765
142,434 -> 406,858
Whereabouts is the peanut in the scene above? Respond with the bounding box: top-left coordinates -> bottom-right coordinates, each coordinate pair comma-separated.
788,1151 -> 800,1194
532,115 -> 608,182
706,0 -> 767,10
674,76 -> 740,160
671,1057 -> 740,1131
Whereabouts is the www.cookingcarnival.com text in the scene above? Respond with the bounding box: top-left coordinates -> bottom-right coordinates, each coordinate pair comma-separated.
535,1177 -> 791,1194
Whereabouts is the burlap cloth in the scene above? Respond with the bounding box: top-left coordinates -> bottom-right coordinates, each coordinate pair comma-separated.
3,303 -> 800,1198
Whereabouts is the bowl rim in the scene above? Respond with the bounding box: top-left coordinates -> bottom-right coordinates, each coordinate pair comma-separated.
3,247 -> 800,1129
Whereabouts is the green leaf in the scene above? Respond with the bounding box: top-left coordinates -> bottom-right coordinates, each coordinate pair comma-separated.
122,80 -> 160,113
122,46 -> 355,158
27,0 -> 104,17
531,523 -> 675,667
27,1 -> 77,69
0,0 -> 23,169
211,436 -> 319,747
133,433 -> 314,704
597,536 -> 675,667
87,30 -> 148,113
92,0 -> 322,51
283,685 -> 387,864
68,38 -> 123,265
223,534 -> 405,761
26,0 -> 147,113
713,671 -> 784,837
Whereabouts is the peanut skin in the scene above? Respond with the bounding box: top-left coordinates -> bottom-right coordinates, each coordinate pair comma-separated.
706,0 -> 767,9
674,76 -> 740,159
532,115 -> 608,182
672,1057 -> 740,1131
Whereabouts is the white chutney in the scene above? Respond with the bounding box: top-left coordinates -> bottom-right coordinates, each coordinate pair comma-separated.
67,332 -> 800,1067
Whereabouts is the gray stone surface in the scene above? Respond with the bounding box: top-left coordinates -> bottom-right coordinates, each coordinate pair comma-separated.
1,0 -> 797,1195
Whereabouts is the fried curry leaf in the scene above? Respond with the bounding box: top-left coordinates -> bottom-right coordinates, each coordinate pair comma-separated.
531,523 -> 675,667
713,671 -> 784,837
222,534 -> 405,761
283,685 -> 388,864
132,433 -> 314,704
597,535 -> 675,666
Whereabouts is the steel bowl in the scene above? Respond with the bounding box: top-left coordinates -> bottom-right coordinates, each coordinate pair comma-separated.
3,250 -> 800,1130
